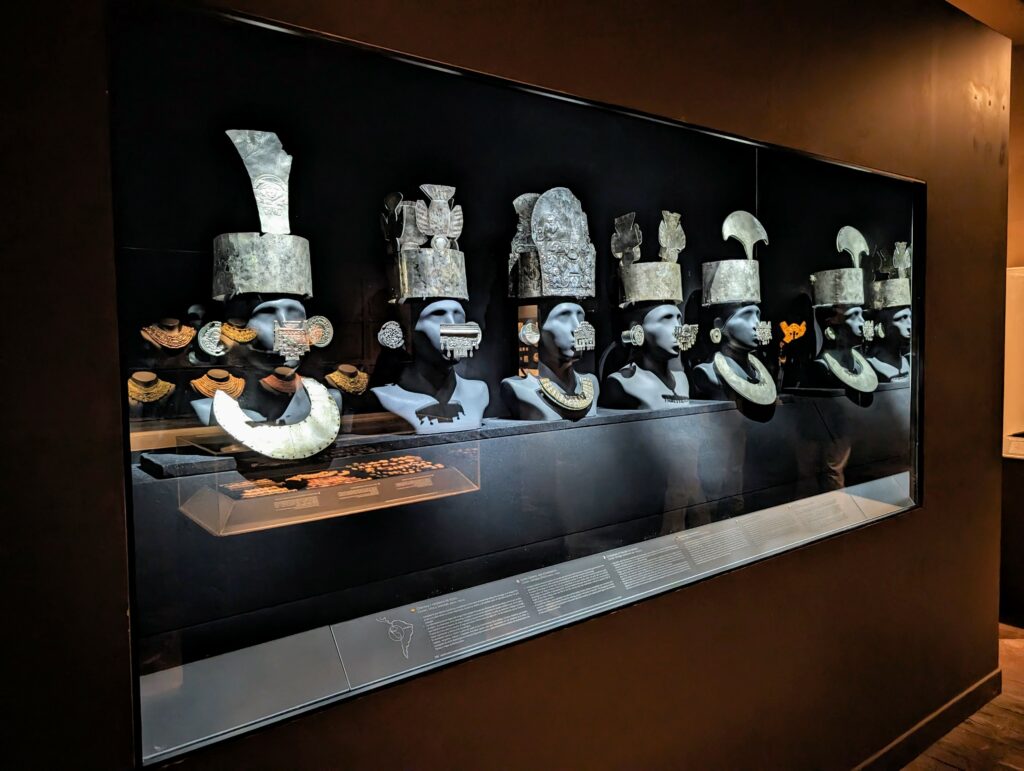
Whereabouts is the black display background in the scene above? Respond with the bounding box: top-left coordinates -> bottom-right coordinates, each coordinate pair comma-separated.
110,5 -> 923,670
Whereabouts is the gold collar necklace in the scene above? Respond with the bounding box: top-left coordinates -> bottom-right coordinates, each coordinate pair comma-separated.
141,322 -> 195,350
822,349 -> 879,393
539,374 -> 594,412
261,372 -> 302,394
712,352 -> 777,405
127,376 -> 174,403
221,322 -> 257,344
191,372 -> 245,399
326,368 -> 368,395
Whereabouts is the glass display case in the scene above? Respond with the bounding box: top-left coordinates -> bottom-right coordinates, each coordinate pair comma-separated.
111,5 -> 923,763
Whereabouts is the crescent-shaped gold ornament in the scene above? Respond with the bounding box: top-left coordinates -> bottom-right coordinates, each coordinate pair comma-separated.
822,349 -> 879,393
212,379 -> 341,460
712,352 -> 777,406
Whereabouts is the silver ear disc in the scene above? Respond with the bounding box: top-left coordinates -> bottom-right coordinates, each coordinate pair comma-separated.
377,320 -> 405,350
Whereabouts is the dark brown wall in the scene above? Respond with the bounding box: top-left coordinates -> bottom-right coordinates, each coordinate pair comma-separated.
4,2 -> 135,768
5,0 -> 1009,768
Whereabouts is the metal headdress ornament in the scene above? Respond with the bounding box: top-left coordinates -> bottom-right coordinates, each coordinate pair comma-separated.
212,131 -> 313,301
382,184 -> 468,303
614,211 -> 685,307
508,187 -> 596,299
701,211 -> 767,306
866,242 -> 912,309
810,225 -> 868,307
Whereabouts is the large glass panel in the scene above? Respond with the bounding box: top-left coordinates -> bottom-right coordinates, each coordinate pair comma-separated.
110,5 -> 922,763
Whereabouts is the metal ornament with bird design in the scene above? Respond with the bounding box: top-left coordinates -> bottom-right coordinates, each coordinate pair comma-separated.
755,320 -> 773,346
712,352 -> 777,405
822,349 -> 879,393
212,379 -> 341,460
862,320 -> 875,342
439,322 -> 483,360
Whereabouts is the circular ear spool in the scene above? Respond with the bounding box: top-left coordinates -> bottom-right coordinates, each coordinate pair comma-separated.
620,323 -> 645,347
518,321 -> 540,346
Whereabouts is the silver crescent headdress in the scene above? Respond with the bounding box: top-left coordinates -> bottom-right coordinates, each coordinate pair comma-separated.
701,211 -> 767,306
810,225 -> 868,306
212,131 -> 313,301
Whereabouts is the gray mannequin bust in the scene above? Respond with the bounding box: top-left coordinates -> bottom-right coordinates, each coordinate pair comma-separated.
808,304 -> 876,389
605,303 -> 689,410
372,299 -> 489,434
501,301 -> 599,421
692,303 -> 771,401
866,306 -> 911,382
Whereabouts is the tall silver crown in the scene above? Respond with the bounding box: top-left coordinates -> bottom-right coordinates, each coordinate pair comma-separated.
509,187 -> 595,299
381,184 -> 468,303
212,130 -> 312,301
810,225 -> 867,307
614,211 -> 684,307
866,241 -> 912,309
701,211 -> 766,306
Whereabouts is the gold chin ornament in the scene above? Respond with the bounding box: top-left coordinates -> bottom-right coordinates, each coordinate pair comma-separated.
822,349 -> 879,393
212,379 -> 341,460
538,375 -> 595,413
326,366 -> 369,395
712,352 -> 777,406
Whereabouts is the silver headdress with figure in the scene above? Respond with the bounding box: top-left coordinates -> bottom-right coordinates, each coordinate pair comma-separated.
381,184 -> 468,303
866,241 -> 912,309
508,187 -> 596,299
614,211 -> 685,307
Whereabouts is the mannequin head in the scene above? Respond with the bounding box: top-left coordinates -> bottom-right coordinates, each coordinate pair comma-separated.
817,304 -> 865,349
626,302 -> 683,360
713,303 -> 761,352
413,298 -> 466,365
540,301 -> 586,366
875,306 -> 911,349
248,297 -> 307,352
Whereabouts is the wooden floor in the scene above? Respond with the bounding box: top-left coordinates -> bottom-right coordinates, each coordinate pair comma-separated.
906,625 -> 1024,770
